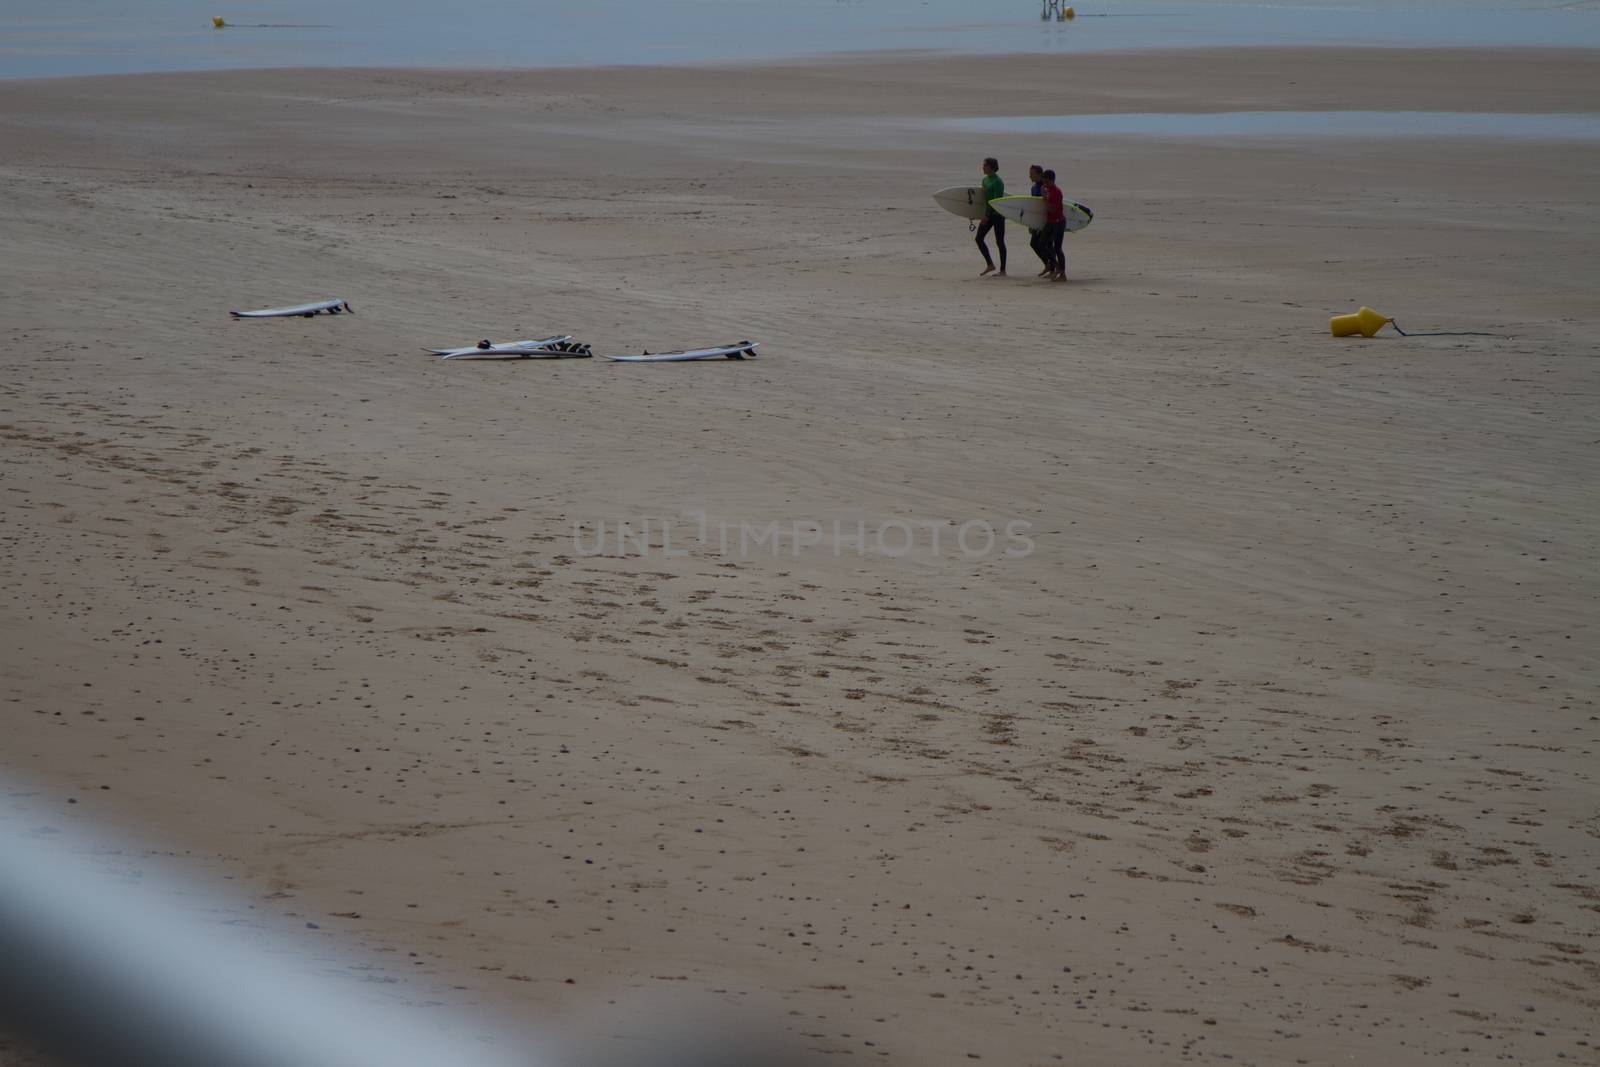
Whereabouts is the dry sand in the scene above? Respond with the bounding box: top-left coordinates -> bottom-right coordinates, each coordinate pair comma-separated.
1,48 -> 1598,1065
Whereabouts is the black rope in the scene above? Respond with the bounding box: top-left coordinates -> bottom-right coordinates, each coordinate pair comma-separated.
1390,322 -> 1498,338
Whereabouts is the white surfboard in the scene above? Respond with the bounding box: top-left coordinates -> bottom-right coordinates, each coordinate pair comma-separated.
990,195 -> 1094,233
230,299 -> 351,319
426,336 -> 571,357
932,185 -> 991,221
426,337 -> 567,356
442,340 -> 592,360
599,341 -> 759,363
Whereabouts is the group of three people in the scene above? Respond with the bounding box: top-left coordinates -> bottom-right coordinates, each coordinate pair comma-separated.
974,158 -> 1069,282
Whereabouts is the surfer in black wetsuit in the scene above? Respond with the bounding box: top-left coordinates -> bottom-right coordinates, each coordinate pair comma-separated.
975,157 -> 1007,277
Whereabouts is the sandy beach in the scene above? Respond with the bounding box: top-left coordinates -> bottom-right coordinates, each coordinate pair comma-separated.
2,47 -> 1598,1065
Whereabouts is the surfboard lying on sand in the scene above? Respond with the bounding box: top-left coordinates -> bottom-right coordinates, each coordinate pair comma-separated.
932,186 -> 990,221
426,336 -> 576,358
230,299 -> 352,319
441,340 -> 592,360
425,337 -> 569,356
599,341 -> 759,363
989,195 -> 1094,233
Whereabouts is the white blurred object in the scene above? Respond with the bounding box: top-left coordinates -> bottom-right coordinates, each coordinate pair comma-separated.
0,790 -> 539,1067
0,782 -> 823,1067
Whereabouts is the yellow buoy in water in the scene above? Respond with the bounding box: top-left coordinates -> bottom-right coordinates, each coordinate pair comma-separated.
1063,6 -> 1076,18
1330,306 -> 1393,338
212,16 -> 226,27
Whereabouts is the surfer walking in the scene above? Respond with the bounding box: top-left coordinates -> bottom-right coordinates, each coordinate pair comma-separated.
1041,169 -> 1067,282
1026,164 -> 1052,276
975,157 -> 1007,277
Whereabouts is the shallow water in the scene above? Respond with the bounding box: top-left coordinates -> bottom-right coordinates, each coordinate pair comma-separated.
3,0 -> 1598,79
942,110 -> 1600,139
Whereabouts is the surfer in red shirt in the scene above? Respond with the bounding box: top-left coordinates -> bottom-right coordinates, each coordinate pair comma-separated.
1026,164 -> 1052,276
1041,169 -> 1067,282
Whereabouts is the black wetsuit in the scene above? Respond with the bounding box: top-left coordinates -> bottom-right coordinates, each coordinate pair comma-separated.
975,171 -> 1006,271
976,216 -> 1007,271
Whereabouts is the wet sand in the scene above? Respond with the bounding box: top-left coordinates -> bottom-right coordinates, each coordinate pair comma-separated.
1,48 -> 1598,1065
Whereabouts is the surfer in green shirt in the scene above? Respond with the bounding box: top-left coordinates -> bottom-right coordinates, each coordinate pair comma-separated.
975,157 -> 1007,277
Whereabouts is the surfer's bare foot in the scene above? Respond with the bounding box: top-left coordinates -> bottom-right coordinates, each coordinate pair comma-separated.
978,266 -> 995,277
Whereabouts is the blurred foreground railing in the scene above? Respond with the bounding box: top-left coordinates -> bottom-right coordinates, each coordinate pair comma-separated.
0,778 -> 815,1067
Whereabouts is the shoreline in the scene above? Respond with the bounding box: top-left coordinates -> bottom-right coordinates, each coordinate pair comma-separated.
6,43 -> 1600,95
5,49 -> 1600,133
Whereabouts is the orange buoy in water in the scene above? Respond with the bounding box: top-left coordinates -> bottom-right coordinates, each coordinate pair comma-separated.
1330,306 -> 1393,337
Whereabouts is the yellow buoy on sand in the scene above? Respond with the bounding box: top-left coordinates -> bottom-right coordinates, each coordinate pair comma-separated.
1330,306 -> 1393,338
212,16 -> 226,27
